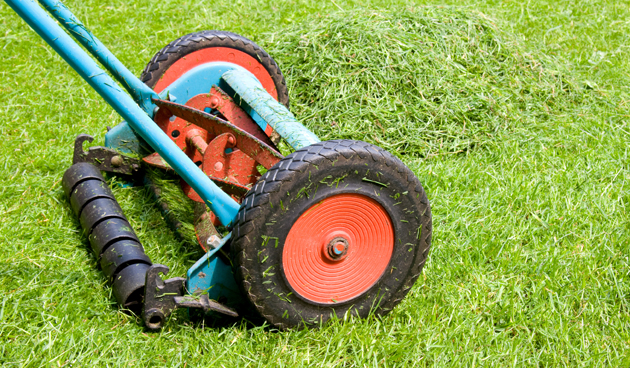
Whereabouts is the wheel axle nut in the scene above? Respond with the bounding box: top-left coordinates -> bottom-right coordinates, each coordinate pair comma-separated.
326,237 -> 349,261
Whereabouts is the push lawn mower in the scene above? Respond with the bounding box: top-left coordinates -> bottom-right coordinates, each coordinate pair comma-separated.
6,0 -> 432,330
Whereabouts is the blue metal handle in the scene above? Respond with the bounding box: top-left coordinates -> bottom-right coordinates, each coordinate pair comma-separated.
5,0 -> 240,226
37,0 -> 159,116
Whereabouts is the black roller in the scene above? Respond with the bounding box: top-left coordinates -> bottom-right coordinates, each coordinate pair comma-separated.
89,217 -> 140,257
69,179 -> 116,217
79,197 -> 125,235
62,162 -> 106,198
113,262 -> 151,308
64,162 -> 153,312
100,240 -> 151,279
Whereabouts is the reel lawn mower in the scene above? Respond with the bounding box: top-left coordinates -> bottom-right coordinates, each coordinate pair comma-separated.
6,0 -> 433,330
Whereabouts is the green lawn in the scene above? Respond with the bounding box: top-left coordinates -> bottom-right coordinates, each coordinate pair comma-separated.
1,0 -> 629,366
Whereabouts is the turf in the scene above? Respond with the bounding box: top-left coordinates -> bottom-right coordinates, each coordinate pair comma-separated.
1,0 -> 629,366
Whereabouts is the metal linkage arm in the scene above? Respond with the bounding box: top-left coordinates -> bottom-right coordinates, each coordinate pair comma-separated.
144,264 -> 237,330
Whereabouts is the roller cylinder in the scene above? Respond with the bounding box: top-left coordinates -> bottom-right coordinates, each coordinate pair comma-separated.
69,179 -> 116,217
100,240 -> 151,279
89,217 -> 140,257
79,197 -> 125,235
64,162 -> 153,311
62,162 -> 106,197
113,262 -> 151,308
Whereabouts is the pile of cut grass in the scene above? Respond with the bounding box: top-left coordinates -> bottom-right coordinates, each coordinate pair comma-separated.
264,9 -> 590,156
153,7 -> 616,284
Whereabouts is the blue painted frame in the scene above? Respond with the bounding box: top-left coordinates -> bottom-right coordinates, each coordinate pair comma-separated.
105,62 -> 260,154
39,0 -> 159,116
223,70 -> 321,150
5,0 -> 240,226
5,0 -> 322,305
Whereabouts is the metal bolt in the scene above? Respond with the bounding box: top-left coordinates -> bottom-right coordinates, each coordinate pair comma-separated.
207,235 -> 221,248
209,96 -> 220,109
227,134 -> 236,147
214,161 -> 224,171
333,242 -> 345,255
110,155 -> 123,167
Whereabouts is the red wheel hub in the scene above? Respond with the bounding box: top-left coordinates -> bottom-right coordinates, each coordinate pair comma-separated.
282,194 -> 394,304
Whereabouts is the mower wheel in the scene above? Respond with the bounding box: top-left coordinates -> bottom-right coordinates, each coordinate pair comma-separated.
230,140 -> 432,329
140,30 -> 289,108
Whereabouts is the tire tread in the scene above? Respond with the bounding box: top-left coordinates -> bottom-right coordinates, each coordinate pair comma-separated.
231,140 -> 432,329
140,30 -> 289,108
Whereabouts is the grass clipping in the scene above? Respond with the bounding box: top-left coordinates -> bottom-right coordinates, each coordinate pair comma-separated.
264,8 -> 582,156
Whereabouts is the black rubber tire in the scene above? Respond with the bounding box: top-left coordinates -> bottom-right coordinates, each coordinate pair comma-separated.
230,140 -> 432,329
140,30 -> 289,108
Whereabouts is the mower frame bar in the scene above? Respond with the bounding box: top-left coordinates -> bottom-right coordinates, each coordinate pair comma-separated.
38,0 -> 159,116
223,70 -> 320,150
5,0 -> 240,226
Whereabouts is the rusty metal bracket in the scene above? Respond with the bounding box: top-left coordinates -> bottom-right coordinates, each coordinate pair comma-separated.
73,134 -> 141,175
207,86 -> 278,147
143,264 -> 237,330
174,295 -> 238,317
152,98 -> 283,169
194,209 -> 221,251
143,264 -> 186,330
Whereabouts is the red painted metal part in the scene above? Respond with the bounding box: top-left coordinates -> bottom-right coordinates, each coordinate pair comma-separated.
142,94 -> 277,243
179,133 -> 258,200
207,86 -> 275,147
152,98 -> 282,169
143,152 -> 172,170
150,47 -> 279,144
202,133 -> 258,189
282,194 -> 395,304
143,94 -> 283,237
144,48 -> 283,248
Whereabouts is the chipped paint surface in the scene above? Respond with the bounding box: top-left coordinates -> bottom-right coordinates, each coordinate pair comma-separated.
39,0 -> 159,115
222,69 -> 320,150
146,95 -> 283,216
208,86 -> 276,147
